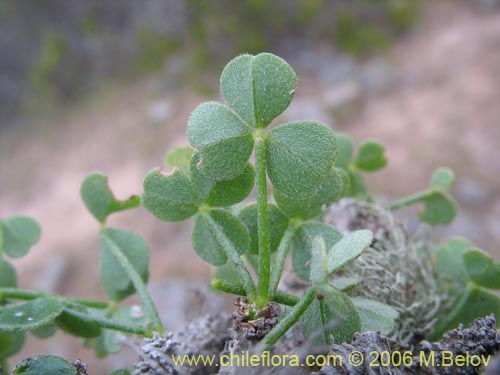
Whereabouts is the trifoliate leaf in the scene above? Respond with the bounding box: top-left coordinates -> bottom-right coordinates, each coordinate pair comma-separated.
328,229 -> 373,274
354,140 -> 387,172
274,168 -> 344,220
206,164 -> 255,207
291,222 -> 343,280
142,168 -> 199,222
238,203 -> 289,254
187,102 -> 254,180
55,307 -> 101,338
418,191 -> 457,225
13,355 -> 77,375
165,146 -> 195,174
0,299 -> 63,332
266,121 -> 337,199
463,249 -> 500,289
99,228 -> 149,301
0,332 -> 24,358
300,285 -> 360,346
188,152 -> 217,203
192,209 -> 250,266
0,260 -> 17,288
352,297 -> 399,335
220,53 -> 297,128
430,167 -> 455,190
80,173 -> 140,224
1,216 -> 41,258
334,133 -> 354,169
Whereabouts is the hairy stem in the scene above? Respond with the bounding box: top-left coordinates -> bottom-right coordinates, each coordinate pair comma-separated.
255,135 -> 271,308
101,230 -> 163,333
0,287 -> 109,309
203,213 -> 257,299
211,278 -> 299,306
269,224 -> 297,296
261,288 -> 316,347
387,190 -> 430,211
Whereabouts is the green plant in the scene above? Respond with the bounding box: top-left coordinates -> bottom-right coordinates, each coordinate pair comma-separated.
1,53 -> 498,374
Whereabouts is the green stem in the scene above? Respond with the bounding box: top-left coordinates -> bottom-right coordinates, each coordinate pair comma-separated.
101,230 -> 163,333
255,136 -> 271,308
211,278 -> 299,306
261,288 -> 316,347
62,308 -> 152,337
269,224 -> 297,296
203,213 -> 257,299
0,287 -> 109,309
387,190 -> 430,211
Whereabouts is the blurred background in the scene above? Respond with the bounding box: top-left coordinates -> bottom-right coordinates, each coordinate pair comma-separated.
1,0 -> 499,372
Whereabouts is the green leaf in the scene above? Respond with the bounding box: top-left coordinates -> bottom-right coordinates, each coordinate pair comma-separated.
220,53 -> 297,128
142,168 -> 199,222
192,209 -> 250,266
310,237 -> 328,285
327,229 -> 373,274
291,222 -> 343,280
274,168 -> 343,220
330,277 -> 359,291
0,260 -> 17,288
30,323 -> 56,339
55,307 -> 101,338
352,297 -> 399,335
266,121 -> 337,199
80,173 -> 140,223
435,237 -> 474,289
238,203 -> 289,254
187,102 -> 254,180
354,140 -> 387,172
430,167 -> 455,190
418,191 -> 457,225
99,228 -> 149,301
0,332 -> 24,358
463,249 -> 500,289
164,146 -> 194,173
206,164 -> 255,207
300,285 -> 361,346
334,133 -> 353,169
13,355 -> 77,375
346,169 -> 367,198
1,216 -> 41,258
0,299 -> 63,332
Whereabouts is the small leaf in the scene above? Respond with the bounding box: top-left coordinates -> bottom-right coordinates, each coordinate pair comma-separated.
346,169 -> 367,198
0,260 -> 17,288
142,168 -> 199,222
330,277 -> 359,291
328,230 -> 373,274
220,53 -> 297,128
0,332 -> 24,358
334,133 -> 353,168
430,167 -> 455,190
463,249 -> 500,289
81,173 -> 140,223
310,237 -> 328,284
266,121 -> 337,199
164,146 -> 194,173
55,307 -> 101,338
192,209 -> 250,266
354,140 -> 387,172
0,299 -> 63,332
206,163 -> 255,207
291,222 -> 343,280
274,168 -> 344,220
418,191 -> 457,225
13,355 -> 77,375
187,102 -> 254,180
352,297 -> 399,335
2,216 -> 41,258
30,323 -> 56,339
213,263 -> 242,286
238,204 -> 289,254
100,228 -> 149,301
435,237 -> 474,289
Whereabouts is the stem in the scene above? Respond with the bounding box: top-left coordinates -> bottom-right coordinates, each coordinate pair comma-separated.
261,288 -> 316,348
62,308 -> 152,337
255,135 -> 271,308
203,213 -> 257,299
211,279 -> 299,306
0,287 -> 109,309
387,190 -> 430,211
101,230 -> 163,333
269,224 -> 297,296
